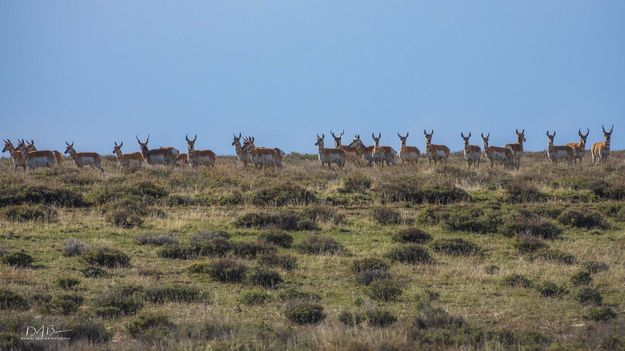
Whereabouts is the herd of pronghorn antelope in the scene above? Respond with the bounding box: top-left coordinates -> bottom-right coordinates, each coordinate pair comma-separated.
1,125 -> 615,171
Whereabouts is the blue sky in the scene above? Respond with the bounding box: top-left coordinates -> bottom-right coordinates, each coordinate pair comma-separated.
1,1 -> 623,155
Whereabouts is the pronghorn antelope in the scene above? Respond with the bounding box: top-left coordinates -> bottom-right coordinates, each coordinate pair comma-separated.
397,132 -> 420,164
330,130 -> 360,163
24,139 -> 63,165
136,135 -> 179,165
232,133 -> 251,167
16,139 -> 56,169
176,153 -> 188,167
348,135 -> 375,166
591,125 -> 613,164
546,131 -> 575,165
566,128 -> 589,164
460,132 -> 481,169
112,142 -> 144,170
504,129 -> 525,169
64,142 -> 104,172
481,133 -> 515,168
315,134 -> 346,168
423,130 -> 450,166
185,134 -> 216,167
242,137 -> 281,168
2,139 -> 26,170
371,133 -> 397,167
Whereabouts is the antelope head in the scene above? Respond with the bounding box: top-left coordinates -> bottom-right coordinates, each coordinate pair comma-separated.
424,129 -> 434,145
461,132 -> 472,146
397,132 -> 409,146
2,139 -> 13,153
578,128 -> 590,146
602,125 -> 614,142
371,133 -> 381,147
136,135 -> 150,152
330,130 -> 344,147
546,131 -> 556,146
113,141 -> 123,155
481,133 -> 490,148
348,135 -> 364,149
26,139 -> 36,152
186,134 -> 198,151
315,134 -> 325,148
232,133 -> 242,146
242,136 -> 255,152
64,141 -> 75,155
516,129 -> 526,144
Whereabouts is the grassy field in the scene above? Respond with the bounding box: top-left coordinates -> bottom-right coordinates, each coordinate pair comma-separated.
1,151 -> 624,350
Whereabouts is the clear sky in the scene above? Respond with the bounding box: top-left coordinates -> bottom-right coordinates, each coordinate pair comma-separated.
1,1 -> 623,155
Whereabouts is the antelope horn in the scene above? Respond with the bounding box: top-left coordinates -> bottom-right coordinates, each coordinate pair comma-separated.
193,134 -> 197,142
468,132 -> 471,138
340,129 -> 344,137
602,125 -> 606,133
186,134 -> 190,142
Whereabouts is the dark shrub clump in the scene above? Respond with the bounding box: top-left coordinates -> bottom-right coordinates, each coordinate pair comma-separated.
285,301 -> 326,325
352,258 -> 390,274
392,228 -> 432,244
258,253 -> 297,271
501,274 -> 533,288
431,238 -> 480,256
82,266 -> 107,278
65,319 -> 112,344
207,259 -> 248,283
0,185 -> 87,207
107,209 -> 144,228
585,307 -> 616,321
1,251 -> 34,268
504,181 -> 545,202
63,238 -> 87,257
583,261 -> 609,274
248,268 -> 283,288
338,310 -> 365,326
440,208 -> 500,234
44,294 -> 84,315
530,249 -> 576,265
145,286 -> 203,303
340,173 -> 372,193
127,313 -> 177,340
386,245 -> 432,264
366,309 -> 397,327
258,232 -> 293,248
0,289 -> 29,310
231,241 -> 275,259
83,247 -> 130,268
575,287 -> 603,305
515,236 -> 547,254
251,183 -> 317,206
240,290 -> 271,306
355,270 -> 391,285
501,218 -> 562,239
557,210 -> 608,229
413,306 -> 466,330
0,204 -> 57,222
94,288 -> 144,317
377,179 -> 469,204
536,282 -> 567,297
135,233 -> 178,246
235,211 -> 317,231
58,278 -> 80,290
371,207 -> 402,225
367,280 -> 402,301
297,235 -> 344,255
570,271 -> 593,286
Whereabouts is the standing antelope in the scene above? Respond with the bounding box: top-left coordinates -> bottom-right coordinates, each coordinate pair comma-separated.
371,133 -> 397,167
460,132 -> 481,169
566,128 -> 589,165
330,130 -> 360,164
16,139 -> 56,169
232,133 -> 251,167
591,125 -> 613,165
185,134 -> 216,167
25,139 -> 63,165
112,142 -> 144,170
504,129 -> 525,169
546,131 -> 575,165
242,137 -> 281,168
315,134 -> 346,169
397,132 -> 420,164
348,135 -> 375,166
423,130 -> 450,166
2,139 -> 26,170
136,135 -> 179,165
481,133 -> 515,169
64,142 -> 104,172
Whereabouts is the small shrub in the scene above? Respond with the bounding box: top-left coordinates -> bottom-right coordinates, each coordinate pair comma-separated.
258,232 -> 293,248
278,289 -> 321,302
285,301 -> 326,325
195,238 -> 232,257
557,210 -> 608,229
355,270 -> 392,285
372,207 -> 402,225
392,228 -> 432,244
515,236 -> 547,254
0,204 -> 57,222
1,251 -> 33,268
340,173 -> 372,193
570,271 -> 593,286
502,274 -> 532,288
63,238 -> 87,257
258,253 -> 297,271
251,183 -> 317,206
107,209 -> 144,228
501,218 -> 562,239
366,309 -> 397,327
431,238 -> 480,256
135,233 -> 178,246
248,268 -> 283,288
240,290 -> 271,305
583,261 -> 609,274
235,211 -> 317,231
504,181 -> 545,202
303,205 -> 345,224
297,235 -> 344,255
338,310 -> 365,326
190,231 -> 231,243
58,278 -> 80,290
352,258 -> 390,274
158,244 -> 198,260
575,287 -> 602,305
145,286 -> 203,303
0,184 -> 87,207
231,241 -> 275,259
367,280 -> 402,301
378,179 -> 470,204
207,259 -> 247,283
484,265 -> 499,275
585,307 -> 616,321
441,209 -> 500,234
530,249 -> 576,265
81,266 -> 107,278
45,294 -> 84,315
94,288 -> 144,317
536,282 -> 567,297
0,289 -> 29,310
413,306 -> 465,330
127,313 -> 177,340
65,319 -> 112,344
83,247 -> 130,268
386,245 -> 432,264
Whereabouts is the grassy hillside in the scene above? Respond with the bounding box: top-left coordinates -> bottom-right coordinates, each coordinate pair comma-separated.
1,152 -> 624,350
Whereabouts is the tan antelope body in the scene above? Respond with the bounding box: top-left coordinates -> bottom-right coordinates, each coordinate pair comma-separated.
2,139 -> 26,170
591,125 -> 613,164
348,135 -> 375,166
232,133 -> 251,167
460,132 -> 481,169
315,134 -> 346,168
397,132 -> 420,164
566,128 -> 589,165
371,133 -> 397,167
423,130 -> 450,166
137,135 -> 179,165
242,137 -> 281,168
504,129 -> 525,169
17,139 -> 55,169
331,130 -> 361,164
176,153 -> 188,166
481,133 -> 515,168
112,142 -> 144,170
25,140 -> 63,165
546,131 -> 574,165
185,134 -> 216,167
64,142 -> 104,172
